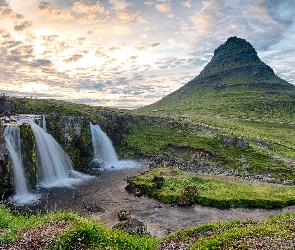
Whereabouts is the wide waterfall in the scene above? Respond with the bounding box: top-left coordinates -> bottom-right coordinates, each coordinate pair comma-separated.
4,125 -> 37,204
90,124 -> 118,168
28,121 -> 75,187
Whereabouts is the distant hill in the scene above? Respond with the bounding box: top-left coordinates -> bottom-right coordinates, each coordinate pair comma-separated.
137,37 -> 295,121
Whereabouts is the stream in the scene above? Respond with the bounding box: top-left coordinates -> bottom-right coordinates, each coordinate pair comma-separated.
11,158 -> 295,238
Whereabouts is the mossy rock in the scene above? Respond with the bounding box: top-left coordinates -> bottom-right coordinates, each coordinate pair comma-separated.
177,184 -> 198,206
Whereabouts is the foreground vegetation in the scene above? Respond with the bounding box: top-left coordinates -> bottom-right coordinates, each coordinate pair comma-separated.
2,204 -> 295,249
0,204 -> 156,249
159,212 -> 295,249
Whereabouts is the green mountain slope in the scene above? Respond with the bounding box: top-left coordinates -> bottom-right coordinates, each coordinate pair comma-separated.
137,37 -> 295,122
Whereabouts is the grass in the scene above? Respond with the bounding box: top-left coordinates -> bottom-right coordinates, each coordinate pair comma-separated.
119,121 -> 294,180
159,213 -> 295,249
127,167 -> 295,208
0,204 -> 157,249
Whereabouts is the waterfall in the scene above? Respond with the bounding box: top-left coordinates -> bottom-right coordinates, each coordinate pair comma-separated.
42,115 -> 47,133
90,124 -> 118,167
29,121 -> 74,187
4,126 -> 30,196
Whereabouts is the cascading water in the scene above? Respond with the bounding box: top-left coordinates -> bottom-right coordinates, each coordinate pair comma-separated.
4,126 -> 29,196
28,121 -> 75,187
90,124 -> 118,167
42,115 -> 47,133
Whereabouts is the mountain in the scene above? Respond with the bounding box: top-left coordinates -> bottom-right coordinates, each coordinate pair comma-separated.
138,37 -> 295,121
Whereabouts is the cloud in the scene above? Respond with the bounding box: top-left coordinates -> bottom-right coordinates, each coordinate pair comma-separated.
0,7 -> 14,19
144,1 -> 154,6
133,42 -> 161,51
109,0 -> 133,11
47,9 -> 74,21
37,2 -> 74,21
181,0 -> 192,8
37,1 -> 53,13
116,11 -> 147,23
63,54 -> 83,63
72,2 -> 106,14
14,21 -> 32,31
155,2 -> 171,13
114,25 -> 131,35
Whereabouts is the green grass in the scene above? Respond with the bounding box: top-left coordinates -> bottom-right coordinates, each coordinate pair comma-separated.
119,121 -> 293,179
127,167 -> 295,208
0,204 -> 157,249
160,213 -> 295,249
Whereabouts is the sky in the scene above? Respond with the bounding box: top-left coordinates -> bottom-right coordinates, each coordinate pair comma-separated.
0,0 -> 295,109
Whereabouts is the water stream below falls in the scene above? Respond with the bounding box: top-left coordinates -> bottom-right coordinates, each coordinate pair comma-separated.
12,160 -> 295,238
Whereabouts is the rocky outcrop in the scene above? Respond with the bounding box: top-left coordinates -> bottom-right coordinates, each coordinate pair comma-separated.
0,95 -> 15,115
45,115 -> 93,171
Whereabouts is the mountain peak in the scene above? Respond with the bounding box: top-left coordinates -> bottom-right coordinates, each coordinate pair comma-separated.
198,36 -> 274,80
213,36 -> 256,57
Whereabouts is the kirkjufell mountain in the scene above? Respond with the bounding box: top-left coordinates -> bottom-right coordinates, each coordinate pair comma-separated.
139,36 -> 295,121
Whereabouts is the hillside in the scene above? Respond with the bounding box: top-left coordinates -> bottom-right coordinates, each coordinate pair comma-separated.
137,37 -> 295,122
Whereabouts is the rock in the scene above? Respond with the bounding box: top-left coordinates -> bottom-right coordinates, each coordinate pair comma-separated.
236,137 -> 249,148
177,184 -> 198,206
253,139 -> 272,150
238,155 -> 247,162
153,175 -> 164,189
82,201 -> 105,214
89,159 -> 104,169
114,218 -> 149,235
118,209 -> 131,221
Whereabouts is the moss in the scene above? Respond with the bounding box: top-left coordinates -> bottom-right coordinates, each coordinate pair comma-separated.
20,124 -> 37,188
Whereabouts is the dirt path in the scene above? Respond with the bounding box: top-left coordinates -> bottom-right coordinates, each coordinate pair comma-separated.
23,160 -> 295,238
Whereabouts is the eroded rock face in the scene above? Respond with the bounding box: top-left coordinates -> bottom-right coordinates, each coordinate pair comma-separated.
45,115 -> 93,171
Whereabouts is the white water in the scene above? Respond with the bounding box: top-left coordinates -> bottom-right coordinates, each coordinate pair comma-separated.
4,126 -> 38,204
90,124 -> 118,168
42,115 -> 47,132
28,121 -> 78,187
90,124 -> 137,170
4,126 -> 29,195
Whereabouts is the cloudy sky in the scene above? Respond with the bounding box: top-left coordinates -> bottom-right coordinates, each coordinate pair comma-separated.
0,0 -> 295,108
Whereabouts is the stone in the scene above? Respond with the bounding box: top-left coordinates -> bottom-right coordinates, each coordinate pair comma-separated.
89,159 -> 104,169
113,218 -> 149,235
118,209 -> 131,221
236,137 -> 249,148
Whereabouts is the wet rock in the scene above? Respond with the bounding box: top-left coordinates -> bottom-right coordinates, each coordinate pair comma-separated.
89,159 -> 104,169
114,218 -> 149,235
82,201 -> 105,214
118,209 -> 131,221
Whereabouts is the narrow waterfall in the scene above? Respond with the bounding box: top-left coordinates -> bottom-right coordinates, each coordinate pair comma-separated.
90,124 -> 118,167
29,121 -> 74,187
42,115 -> 47,133
4,126 -> 30,196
